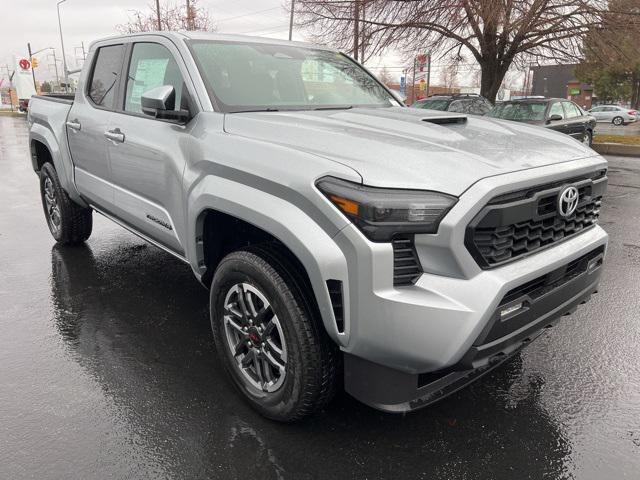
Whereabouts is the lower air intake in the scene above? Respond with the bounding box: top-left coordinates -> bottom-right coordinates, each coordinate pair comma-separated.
392,236 -> 422,286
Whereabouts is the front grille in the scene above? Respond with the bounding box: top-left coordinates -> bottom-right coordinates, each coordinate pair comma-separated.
392,236 -> 422,286
466,172 -> 607,268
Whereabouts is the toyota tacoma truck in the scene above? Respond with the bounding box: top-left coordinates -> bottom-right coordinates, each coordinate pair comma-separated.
28,32 -> 608,422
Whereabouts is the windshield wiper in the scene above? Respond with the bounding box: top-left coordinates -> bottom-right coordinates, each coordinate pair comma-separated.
313,105 -> 354,111
231,108 -> 281,113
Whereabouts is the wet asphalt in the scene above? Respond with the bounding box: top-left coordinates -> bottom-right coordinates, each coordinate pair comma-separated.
1,115 -> 639,480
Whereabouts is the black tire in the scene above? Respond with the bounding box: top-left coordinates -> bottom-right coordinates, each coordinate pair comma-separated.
583,130 -> 593,147
210,246 -> 339,422
39,162 -> 93,245
612,116 -> 624,126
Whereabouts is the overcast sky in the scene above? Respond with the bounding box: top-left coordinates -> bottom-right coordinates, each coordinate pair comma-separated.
0,0 -> 407,85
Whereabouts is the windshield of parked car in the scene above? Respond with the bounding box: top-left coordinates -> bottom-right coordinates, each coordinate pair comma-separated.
448,98 -> 493,115
488,102 -> 547,121
411,99 -> 450,111
188,40 -> 398,112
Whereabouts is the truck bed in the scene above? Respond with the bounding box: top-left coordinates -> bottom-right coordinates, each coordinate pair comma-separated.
31,94 -> 75,104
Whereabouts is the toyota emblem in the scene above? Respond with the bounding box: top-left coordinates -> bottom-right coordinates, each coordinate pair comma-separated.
558,186 -> 579,217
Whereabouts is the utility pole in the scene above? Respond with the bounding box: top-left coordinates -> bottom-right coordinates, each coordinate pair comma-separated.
353,0 -> 360,61
48,51 -> 60,91
156,0 -> 162,30
288,0 -> 295,41
74,43 -> 86,64
57,0 -> 69,92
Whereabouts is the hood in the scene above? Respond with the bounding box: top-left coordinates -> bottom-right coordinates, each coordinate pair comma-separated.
223,106 -> 596,196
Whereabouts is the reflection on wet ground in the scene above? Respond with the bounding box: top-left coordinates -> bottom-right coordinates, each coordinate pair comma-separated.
1,116 -> 639,479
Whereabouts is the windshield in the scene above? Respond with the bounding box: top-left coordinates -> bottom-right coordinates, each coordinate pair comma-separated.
412,99 -> 450,111
188,40 -> 397,113
488,102 -> 547,121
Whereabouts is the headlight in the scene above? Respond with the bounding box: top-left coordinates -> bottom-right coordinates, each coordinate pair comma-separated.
316,176 -> 457,242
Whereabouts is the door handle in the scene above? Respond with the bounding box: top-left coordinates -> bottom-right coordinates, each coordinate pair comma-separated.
104,128 -> 125,143
66,119 -> 81,131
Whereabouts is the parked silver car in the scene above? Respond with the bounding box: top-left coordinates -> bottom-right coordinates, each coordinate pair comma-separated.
589,105 -> 638,125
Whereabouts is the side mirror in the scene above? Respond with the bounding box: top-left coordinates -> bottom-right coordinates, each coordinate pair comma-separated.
141,85 -> 190,123
547,114 -> 563,123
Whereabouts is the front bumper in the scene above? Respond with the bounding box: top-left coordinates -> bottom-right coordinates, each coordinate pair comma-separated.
344,244 -> 604,412
328,157 -> 609,412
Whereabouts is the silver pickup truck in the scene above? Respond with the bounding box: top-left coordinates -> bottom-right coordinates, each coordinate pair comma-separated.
29,32 -> 608,422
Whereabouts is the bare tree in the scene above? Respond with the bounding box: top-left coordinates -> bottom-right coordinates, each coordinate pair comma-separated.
439,63 -> 459,90
576,0 -> 640,107
296,0 -> 610,102
116,0 -> 215,34
376,67 -> 394,86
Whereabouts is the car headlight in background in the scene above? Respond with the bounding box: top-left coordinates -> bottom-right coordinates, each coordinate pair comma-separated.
316,176 -> 457,242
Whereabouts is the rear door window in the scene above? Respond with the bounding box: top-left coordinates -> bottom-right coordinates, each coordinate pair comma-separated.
88,44 -> 125,109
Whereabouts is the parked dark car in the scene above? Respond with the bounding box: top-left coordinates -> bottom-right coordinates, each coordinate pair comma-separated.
411,94 -> 493,115
488,98 -> 596,146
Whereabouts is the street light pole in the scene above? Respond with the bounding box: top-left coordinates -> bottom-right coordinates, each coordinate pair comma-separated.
27,43 -> 37,91
57,0 -> 69,92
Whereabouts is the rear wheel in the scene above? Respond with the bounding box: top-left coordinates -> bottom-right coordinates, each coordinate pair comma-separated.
210,247 -> 338,422
612,116 -> 624,126
39,162 -> 93,245
582,130 -> 592,147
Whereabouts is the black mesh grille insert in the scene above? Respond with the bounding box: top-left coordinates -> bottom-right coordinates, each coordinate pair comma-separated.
326,280 -> 344,333
392,236 -> 422,286
472,197 -> 601,265
466,172 -> 607,268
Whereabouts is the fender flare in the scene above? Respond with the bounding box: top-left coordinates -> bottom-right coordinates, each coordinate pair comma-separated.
186,175 -> 351,346
29,124 -> 87,207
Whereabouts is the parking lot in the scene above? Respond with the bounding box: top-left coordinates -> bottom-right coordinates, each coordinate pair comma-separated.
1,115 -> 639,479
595,119 -> 640,136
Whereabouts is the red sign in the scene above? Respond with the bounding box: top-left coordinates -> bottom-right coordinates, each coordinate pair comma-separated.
19,58 -> 31,70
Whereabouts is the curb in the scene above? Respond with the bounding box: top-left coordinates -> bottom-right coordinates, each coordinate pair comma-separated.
592,143 -> 640,157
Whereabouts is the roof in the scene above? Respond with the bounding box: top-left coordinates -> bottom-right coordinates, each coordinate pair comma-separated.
90,30 -> 331,51
416,94 -> 484,101
503,97 -> 565,103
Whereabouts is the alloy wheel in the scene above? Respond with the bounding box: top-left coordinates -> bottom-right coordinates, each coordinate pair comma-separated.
43,176 -> 61,235
222,283 -> 287,393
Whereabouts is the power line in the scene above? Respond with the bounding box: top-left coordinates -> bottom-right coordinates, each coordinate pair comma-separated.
216,6 -> 281,23
238,23 -> 290,35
